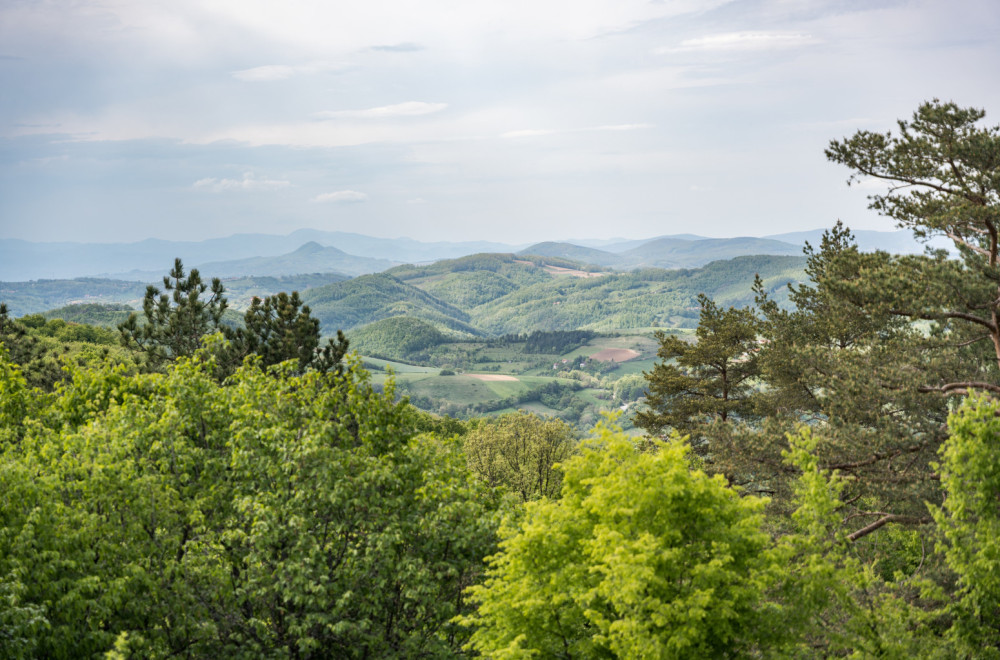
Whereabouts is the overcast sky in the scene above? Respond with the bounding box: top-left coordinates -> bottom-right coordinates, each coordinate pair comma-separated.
1,0 -> 998,244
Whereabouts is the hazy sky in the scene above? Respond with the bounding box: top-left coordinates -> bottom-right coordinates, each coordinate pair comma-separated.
1,0 -> 998,244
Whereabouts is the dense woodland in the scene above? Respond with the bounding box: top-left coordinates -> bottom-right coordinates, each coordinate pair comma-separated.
2,100 -> 1000,658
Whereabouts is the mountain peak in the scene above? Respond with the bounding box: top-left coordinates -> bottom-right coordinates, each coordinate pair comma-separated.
294,241 -> 326,254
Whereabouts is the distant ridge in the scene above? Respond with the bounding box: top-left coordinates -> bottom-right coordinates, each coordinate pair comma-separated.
0,226 -> 946,282
197,242 -> 394,278
519,237 -> 801,270
517,242 -> 623,267
0,232 -> 524,281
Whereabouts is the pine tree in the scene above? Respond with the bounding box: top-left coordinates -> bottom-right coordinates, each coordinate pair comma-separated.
635,294 -> 761,437
118,258 -> 228,369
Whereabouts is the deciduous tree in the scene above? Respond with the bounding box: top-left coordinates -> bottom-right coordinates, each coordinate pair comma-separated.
462,412 -> 576,502
462,420 -> 779,658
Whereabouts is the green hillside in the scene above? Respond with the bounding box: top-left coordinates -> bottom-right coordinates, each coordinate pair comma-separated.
5,253 -> 805,338
302,253 -> 806,336
463,255 -> 806,334
0,278 -> 150,316
300,272 -> 481,336
348,316 -> 453,361
39,302 -> 135,328
222,272 -> 350,309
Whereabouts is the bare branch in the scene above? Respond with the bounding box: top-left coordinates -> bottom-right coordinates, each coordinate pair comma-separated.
821,443 -> 927,471
847,514 -> 933,542
918,381 -> 1000,395
944,231 -> 991,258
889,308 -> 997,332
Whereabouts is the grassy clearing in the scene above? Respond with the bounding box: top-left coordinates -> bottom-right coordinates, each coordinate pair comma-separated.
360,356 -> 437,373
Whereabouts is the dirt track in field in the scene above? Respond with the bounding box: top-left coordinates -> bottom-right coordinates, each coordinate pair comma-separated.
589,348 -> 641,363
468,374 -> 520,381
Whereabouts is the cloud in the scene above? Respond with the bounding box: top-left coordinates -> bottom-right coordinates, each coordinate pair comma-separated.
592,123 -> 654,132
501,123 -> 653,138
313,102 -> 447,120
312,190 -> 368,203
371,43 -> 423,52
501,129 -> 556,139
407,197 -> 427,204
232,62 -> 347,82
657,32 -> 819,53
193,172 -> 290,192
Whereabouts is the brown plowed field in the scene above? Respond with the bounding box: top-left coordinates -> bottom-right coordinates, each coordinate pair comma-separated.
590,348 -> 640,362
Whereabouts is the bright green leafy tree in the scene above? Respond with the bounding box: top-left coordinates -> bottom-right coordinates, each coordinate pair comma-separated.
0,346 -> 496,658
462,412 -> 577,502
933,394 -> 1000,657
462,419 -> 779,658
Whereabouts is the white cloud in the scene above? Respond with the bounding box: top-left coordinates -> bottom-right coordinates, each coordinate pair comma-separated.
193,172 -> 290,192
313,190 -> 368,203
501,123 -> 652,139
407,197 -> 427,204
233,65 -> 298,82
658,32 -> 819,53
592,123 -> 654,132
232,62 -> 349,82
501,129 -> 556,139
371,42 -> 423,52
313,102 -> 448,120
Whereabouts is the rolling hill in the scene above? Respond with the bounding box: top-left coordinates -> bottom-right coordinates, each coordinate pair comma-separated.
299,272 -> 483,336
517,242 -> 624,267
297,253 -> 807,336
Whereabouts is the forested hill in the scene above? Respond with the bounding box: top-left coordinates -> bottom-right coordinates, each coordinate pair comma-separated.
302,253 -> 806,335
0,272 -> 351,317
2,252 -> 805,334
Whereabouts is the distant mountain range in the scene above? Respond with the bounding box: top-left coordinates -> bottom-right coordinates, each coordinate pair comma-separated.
518,237 -> 803,270
0,227 -> 949,283
0,230 -> 523,281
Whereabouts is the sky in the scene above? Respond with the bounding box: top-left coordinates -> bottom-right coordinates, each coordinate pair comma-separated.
1,0 -> 998,245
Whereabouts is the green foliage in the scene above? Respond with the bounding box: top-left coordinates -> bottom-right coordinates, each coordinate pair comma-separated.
612,372 -> 648,404
462,412 -> 577,502
40,302 -> 134,328
521,329 -> 594,354
231,290 -> 349,374
348,316 -> 450,361
0,279 -> 149,317
421,270 -> 520,308
301,272 -> 481,336
118,258 -> 229,368
933,394 -> 1000,657
825,99 -> 1000,393
0,348 -> 497,657
0,303 -> 65,389
463,419 -> 778,658
635,294 -> 760,436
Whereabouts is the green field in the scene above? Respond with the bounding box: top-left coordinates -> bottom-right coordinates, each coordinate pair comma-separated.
359,329 -> 663,427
